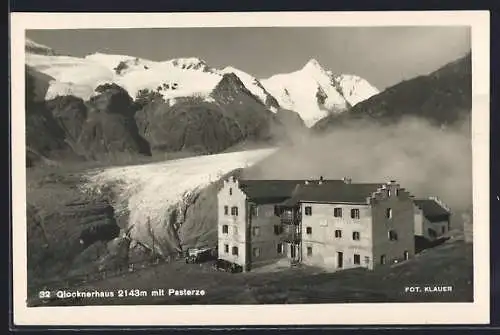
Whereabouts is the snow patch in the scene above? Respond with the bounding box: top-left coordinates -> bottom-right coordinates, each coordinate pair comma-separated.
118,62 -> 221,101
45,81 -> 96,101
334,74 -> 379,106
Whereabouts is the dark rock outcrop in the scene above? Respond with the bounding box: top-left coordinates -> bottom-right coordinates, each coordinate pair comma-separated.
135,73 -> 291,154
27,194 -> 122,284
45,95 -> 88,142
210,73 -> 287,144
25,74 -> 153,165
25,66 -> 80,165
136,100 -> 243,154
78,83 -> 152,159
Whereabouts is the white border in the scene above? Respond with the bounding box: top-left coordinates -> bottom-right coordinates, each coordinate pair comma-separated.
11,11 -> 490,326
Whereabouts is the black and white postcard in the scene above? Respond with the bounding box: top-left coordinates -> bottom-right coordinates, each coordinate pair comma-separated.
10,10 -> 490,326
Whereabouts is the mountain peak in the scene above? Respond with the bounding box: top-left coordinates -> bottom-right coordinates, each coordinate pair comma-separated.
302,58 -> 324,72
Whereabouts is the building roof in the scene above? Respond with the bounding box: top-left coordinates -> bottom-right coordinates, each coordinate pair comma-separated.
238,180 -> 307,204
239,179 -> 384,205
414,199 -> 450,222
281,181 -> 384,206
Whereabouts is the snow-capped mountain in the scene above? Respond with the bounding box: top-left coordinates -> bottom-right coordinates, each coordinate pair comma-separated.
261,59 -> 379,127
26,52 -> 115,100
25,38 -> 57,56
25,38 -> 379,127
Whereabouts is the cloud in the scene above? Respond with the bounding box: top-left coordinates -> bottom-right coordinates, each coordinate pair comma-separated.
243,115 -> 472,213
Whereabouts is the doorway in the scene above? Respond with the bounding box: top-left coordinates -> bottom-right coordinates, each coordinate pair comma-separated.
337,252 -> 343,268
404,250 -> 409,260
290,244 -> 296,259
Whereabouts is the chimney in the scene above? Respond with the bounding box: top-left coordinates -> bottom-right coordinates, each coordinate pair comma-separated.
318,176 -> 324,185
342,177 -> 352,184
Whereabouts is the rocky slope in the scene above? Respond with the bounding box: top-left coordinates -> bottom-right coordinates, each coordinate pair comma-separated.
25,66 -> 81,167
134,73 -> 289,154
25,68 -> 153,166
25,58 -> 302,164
313,52 -> 472,131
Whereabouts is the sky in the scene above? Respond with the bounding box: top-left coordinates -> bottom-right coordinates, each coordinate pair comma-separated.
26,26 -> 471,90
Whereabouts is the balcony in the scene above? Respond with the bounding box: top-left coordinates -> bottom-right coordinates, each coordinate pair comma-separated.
280,213 -> 301,225
281,226 -> 302,243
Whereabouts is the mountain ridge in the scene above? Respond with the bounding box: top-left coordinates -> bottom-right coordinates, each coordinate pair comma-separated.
25,38 -> 379,128
313,51 -> 472,131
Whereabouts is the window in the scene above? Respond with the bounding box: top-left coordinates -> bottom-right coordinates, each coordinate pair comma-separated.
428,228 -> 437,238
229,188 -> 233,195
305,206 -> 312,216
222,225 -> 228,234
307,246 -> 313,256
232,246 -> 238,255
273,205 -> 281,217
274,225 -> 283,235
277,243 -> 283,254
252,248 -> 260,257
388,189 -> 391,197
388,230 -> 398,241
224,206 -> 228,215
335,229 -> 342,238
231,206 -> 239,216
252,226 -> 260,236
386,208 -> 392,219
250,205 -> 258,217
396,188 -> 400,196
224,244 -> 229,253
404,251 -> 409,260
380,255 -> 386,265
351,209 -> 360,219
234,226 -> 238,235
354,254 -> 361,265
334,208 -> 343,218
364,256 -> 370,265
306,227 -> 312,235
441,226 -> 446,234
352,231 -> 360,241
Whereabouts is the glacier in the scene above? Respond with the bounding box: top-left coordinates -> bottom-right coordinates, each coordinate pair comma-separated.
80,148 -> 277,255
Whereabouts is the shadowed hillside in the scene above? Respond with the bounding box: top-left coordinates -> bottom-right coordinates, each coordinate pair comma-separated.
313,52 -> 471,131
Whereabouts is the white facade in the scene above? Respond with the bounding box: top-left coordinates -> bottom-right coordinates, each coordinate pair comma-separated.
217,176 -> 248,269
216,177 -> 443,273
300,202 -> 374,270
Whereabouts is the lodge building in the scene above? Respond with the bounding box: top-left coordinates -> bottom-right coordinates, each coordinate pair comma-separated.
217,176 -> 451,272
